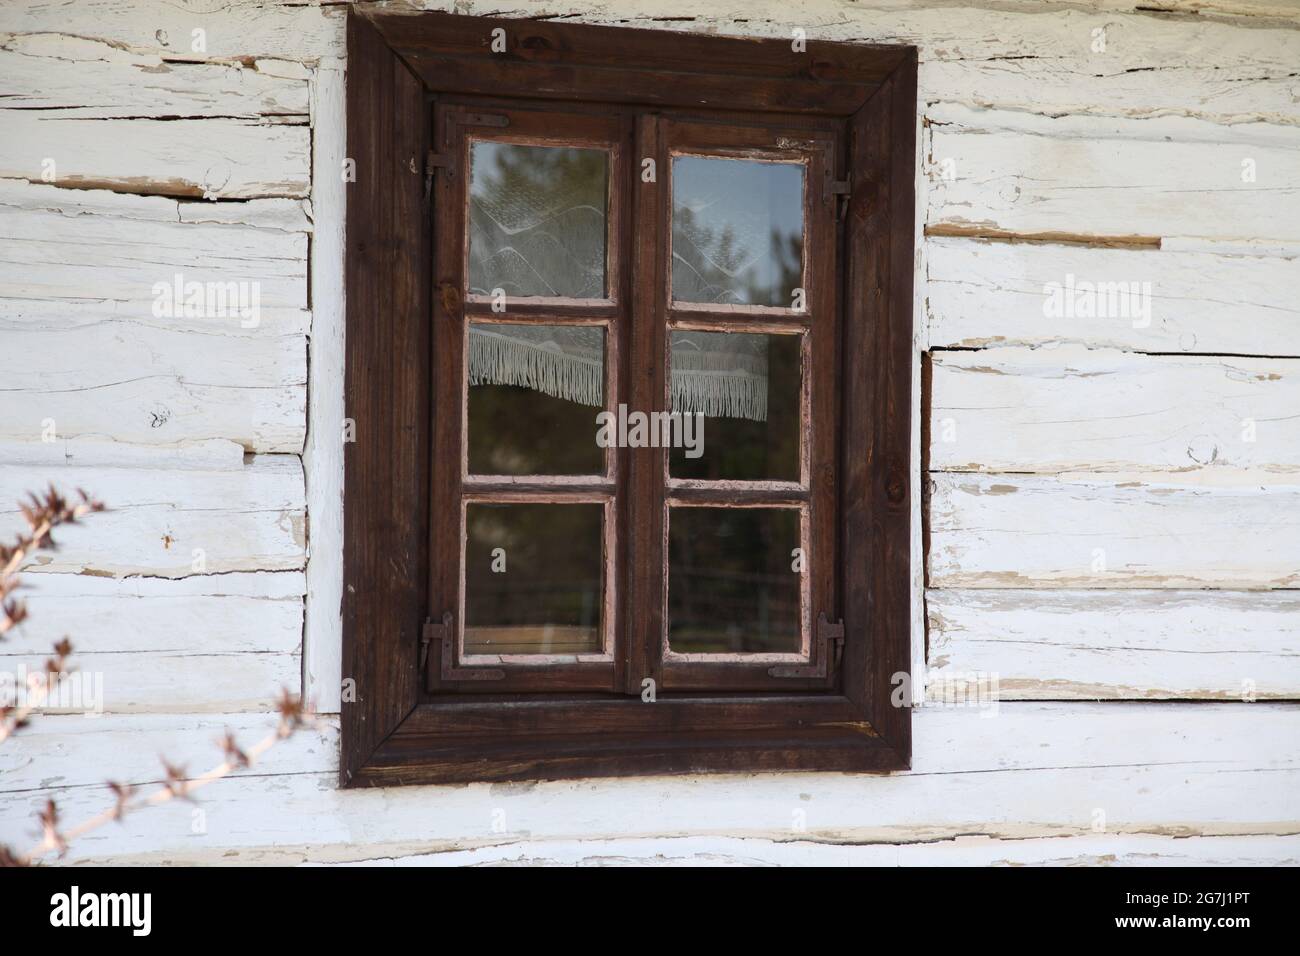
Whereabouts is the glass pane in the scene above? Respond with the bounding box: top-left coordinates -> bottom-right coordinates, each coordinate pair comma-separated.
669,331 -> 800,481
672,156 -> 804,307
464,502 -> 603,655
469,142 -> 608,299
667,507 -> 802,654
468,323 -> 605,476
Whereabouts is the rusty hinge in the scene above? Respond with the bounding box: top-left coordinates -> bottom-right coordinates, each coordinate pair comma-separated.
768,613 -> 844,679
424,611 -> 504,685
424,149 -> 452,205
829,178 -> 851,222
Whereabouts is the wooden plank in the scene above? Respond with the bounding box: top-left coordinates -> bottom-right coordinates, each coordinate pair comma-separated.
929,473 -> 1300,588
928,107 -> 1300,242
0,457 -> 305,577
0,0 -> 345,62
928,589 -> 1300,699
0,33 -> 308,118
0,185 -> 307,307
2,703 -> 1295,862
925,236 -> 1300,354
0,712 -> 335,794
0,112 -> 310,199
339,11 -> 428,784
324,834 -> 1300,867
2,316 -> 305,453
922,58 -> 1300,127
2,570 -> 304,656
0,649 -> 298,714
303,61 -> 346,713
930,347 -> 1300,474
5,1 -> 1297,68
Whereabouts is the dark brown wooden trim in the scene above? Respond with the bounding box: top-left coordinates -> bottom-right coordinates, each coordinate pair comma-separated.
367,11 -> 907,116
340,12 -> 430,784
342,7 -> 917,785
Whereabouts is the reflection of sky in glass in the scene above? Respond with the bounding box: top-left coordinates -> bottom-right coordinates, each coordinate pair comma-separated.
672,156 -> 804,307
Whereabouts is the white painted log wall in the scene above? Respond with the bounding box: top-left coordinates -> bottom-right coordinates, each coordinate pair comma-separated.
1,0 -> 1298,866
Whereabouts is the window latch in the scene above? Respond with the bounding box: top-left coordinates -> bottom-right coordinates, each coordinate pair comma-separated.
424,611 -> 504,686
768,613 -> 844,679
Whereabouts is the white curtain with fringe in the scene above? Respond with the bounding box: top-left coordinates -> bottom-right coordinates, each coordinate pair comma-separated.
468,325 -> 769,422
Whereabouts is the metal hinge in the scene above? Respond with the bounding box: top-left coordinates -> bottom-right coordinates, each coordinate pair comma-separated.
424,150 -> 452,205
768,613 -> 844,679
829,178 -> 851,222
423,611 -> 504,685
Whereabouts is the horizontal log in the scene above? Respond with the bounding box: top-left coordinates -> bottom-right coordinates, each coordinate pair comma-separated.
928,107 -> 1300,243
2,316 -> 306,453
0,650 -> 299,714
928,473 -> 1300,588
0,33 -> 308,118
922,58 -> 1300,127
0,457 -> 305,577
0,112 -> 309,199
4,571 -> 304,656
930,347 -> 1300,474
0,711 -> 334,794
0,187 -> 306,308
0,0 -> 346,61
927,589 -> 1300,699
335,833 -> 1300,867
925,236 -> 1300,354
1,703 -> 1294,862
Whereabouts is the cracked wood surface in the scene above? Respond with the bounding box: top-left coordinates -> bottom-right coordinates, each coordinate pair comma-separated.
1,703 -> 1295,862
928,589 -> 1300,699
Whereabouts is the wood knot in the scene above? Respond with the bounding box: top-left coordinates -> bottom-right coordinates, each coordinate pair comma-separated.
437,281 -> 461,316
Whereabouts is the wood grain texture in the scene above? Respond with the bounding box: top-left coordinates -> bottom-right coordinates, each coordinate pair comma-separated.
1,113 -> 309,199
1,572 -> 304,713
0,182 -> 307,306
2,703 -> 1296,863
925,236 -> 1300,355
318,833 -> 1300,867
339,12 -> 428,783
0,33 -> 309,119
930,347 -> 1300,474
0,458 -> 305,577
928,589 -> 1300,699
928,107 -> 1300,243
929,473 -> 1300,588
303,61 -> 347,713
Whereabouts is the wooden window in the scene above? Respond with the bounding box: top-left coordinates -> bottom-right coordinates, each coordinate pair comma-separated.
342,9 -> 917,785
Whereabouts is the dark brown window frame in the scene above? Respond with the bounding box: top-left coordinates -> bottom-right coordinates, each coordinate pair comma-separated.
342,8 -> 916,786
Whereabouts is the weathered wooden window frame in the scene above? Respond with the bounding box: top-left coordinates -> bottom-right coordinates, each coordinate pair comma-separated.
342,8 -> 916,786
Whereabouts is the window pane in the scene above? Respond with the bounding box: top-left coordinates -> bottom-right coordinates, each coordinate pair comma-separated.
469,142 -> 608,299
669,331 -> 800,481
667,507 -> 801,654
468,323 -> 604,476
464,502 -> 603,655
672,156 -> 803,307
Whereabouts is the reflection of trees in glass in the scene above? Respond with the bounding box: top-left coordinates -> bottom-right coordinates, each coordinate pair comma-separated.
469,143 -> 607,298
672,159 -> 804,307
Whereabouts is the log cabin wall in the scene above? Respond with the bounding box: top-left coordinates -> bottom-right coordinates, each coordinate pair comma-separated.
1,0 -> 1297,864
